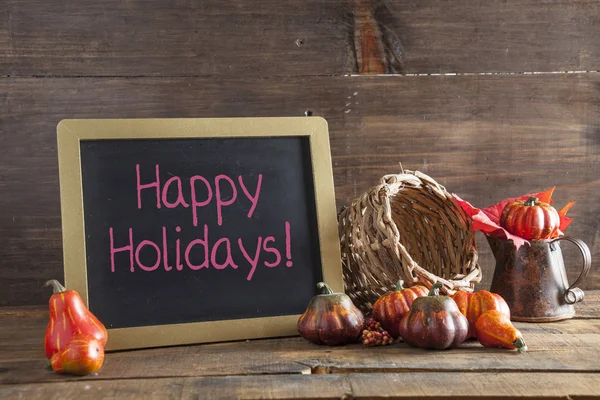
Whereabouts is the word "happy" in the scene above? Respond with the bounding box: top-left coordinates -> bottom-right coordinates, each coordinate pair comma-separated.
136,164 -> 263,226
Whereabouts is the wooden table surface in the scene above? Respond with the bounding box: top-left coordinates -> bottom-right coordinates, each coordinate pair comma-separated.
1,292 -> 599,399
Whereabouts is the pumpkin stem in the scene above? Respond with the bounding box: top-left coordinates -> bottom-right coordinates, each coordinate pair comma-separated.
524,196 -> 538,207
316,282 -> 334,295
395,280 -> 405,291
428,282 -> 443,296
45,280 -> 66,294
513,337 -> 528,353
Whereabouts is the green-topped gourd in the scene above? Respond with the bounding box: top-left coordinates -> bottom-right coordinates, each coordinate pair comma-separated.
297,282 -> 365,346
399,282 -> 469,349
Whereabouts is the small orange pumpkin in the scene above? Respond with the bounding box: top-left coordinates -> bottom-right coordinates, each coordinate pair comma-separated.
451,290 -> 511,339
499,196 -> 560,240
372,280 -> 429,339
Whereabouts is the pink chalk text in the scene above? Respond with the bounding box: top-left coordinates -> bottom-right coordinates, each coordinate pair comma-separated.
110,164 -> 292,280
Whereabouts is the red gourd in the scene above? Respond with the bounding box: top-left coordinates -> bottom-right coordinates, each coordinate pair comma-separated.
399,282 -> 469,350
499,196 -> 560,240
372,280 -> 428,339
44,280 -> 108,359
451,290 -> 511,339
297,282 -> 365,346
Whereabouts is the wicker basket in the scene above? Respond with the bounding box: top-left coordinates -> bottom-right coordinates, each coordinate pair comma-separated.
338,170 -> 482,313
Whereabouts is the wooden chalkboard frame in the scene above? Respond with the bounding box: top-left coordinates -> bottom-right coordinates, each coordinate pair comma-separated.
57,117 -> 342,350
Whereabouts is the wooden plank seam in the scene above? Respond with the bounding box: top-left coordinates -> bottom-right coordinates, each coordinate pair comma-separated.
348,70 -> 600,77
3,70 -> 599,79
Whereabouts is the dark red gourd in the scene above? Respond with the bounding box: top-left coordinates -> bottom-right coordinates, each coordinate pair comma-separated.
297,282 -> 365,346
372,280 -> 428,339
399,282 -> 469,350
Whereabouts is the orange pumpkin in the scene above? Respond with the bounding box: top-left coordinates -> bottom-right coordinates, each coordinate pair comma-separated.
372,280 -> 428,339
499,196 -> 560,240
451,290 -> 511,339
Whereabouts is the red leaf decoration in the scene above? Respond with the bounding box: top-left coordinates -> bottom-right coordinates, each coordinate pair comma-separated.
558,201 -> 576,232
453,187 -> 574,249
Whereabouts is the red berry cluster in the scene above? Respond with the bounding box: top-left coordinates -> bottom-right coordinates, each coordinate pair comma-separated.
362,318 -> 394,346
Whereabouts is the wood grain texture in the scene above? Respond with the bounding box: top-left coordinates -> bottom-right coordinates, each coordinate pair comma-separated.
2,372 -> 600,399
9,331 -> 600,383
1,73 -> 599,306
0,0 -> 355,77
1,294 -> 599,385
2,1 -> 600,77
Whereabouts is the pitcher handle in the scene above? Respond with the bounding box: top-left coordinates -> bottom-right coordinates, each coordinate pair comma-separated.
549,236 -> 591,304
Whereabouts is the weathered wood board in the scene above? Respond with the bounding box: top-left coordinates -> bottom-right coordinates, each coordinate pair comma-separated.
2,372 -> 600,399
1,74 -> 599,305
3,331 -> 599,384
1,1 -> 600,77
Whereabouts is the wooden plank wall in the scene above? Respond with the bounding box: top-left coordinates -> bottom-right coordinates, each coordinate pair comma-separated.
1,0 -> 599,306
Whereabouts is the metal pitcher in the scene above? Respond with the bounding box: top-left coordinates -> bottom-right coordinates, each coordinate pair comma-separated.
487,235 -> 591,322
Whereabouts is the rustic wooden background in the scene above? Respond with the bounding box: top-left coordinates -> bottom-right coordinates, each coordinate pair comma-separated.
1,0 -> 599,306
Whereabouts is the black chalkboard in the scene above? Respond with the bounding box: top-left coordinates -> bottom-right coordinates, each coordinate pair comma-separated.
78,136 -> 323,329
